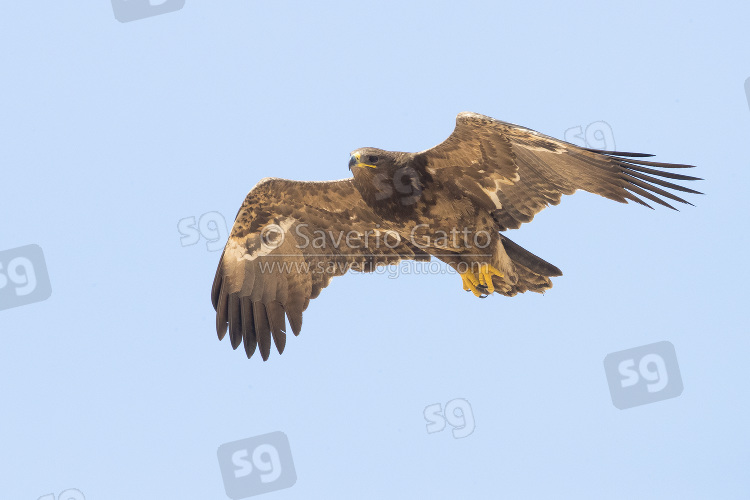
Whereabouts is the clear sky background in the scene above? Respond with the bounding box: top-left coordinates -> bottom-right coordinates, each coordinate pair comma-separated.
2,1 -> 749,499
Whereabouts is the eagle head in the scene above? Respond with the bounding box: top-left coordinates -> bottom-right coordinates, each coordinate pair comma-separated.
348,148 -> 388,171
349,148 -> 424,210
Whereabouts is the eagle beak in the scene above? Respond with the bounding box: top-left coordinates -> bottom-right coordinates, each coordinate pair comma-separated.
349,153 -> 377,170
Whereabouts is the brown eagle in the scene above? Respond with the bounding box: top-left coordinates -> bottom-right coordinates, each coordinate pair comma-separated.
212,112 -> 700,360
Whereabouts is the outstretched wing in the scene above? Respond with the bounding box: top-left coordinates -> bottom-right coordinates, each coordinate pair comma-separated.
211,177 -> 429,361
415,112 -> 702,230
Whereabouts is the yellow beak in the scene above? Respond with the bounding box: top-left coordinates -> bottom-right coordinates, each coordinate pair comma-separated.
350,153 -> 377,169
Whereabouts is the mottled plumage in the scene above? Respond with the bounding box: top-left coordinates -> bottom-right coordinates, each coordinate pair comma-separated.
212,112 -> 701,360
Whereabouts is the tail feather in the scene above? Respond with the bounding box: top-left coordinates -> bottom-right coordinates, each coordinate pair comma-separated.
493,235 -> 560,296
492,264 -> 552,296
499,234 -> 562,277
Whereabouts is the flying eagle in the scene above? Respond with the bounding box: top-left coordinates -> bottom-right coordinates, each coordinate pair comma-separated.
211,112 -> 700,360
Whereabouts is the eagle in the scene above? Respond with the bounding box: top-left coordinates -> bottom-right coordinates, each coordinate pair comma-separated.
211,112 -> 701,361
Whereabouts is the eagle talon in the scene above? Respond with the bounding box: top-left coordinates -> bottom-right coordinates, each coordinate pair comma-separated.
477,264 -> 503,295
460,270 -> 483,297
460,265 -> 503,297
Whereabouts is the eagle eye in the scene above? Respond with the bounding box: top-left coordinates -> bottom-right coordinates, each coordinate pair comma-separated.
368,155 -> 379,163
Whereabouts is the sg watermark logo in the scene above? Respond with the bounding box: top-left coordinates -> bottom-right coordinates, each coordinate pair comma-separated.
0,244 -> 52,312
564,121 -> 616,151
178,212 -> 229,252
603,341 -> 683,410
372,166 -> 423,206
424,398 -> 475,439
217,432 -> 297,499
38,488 -> 85,500
112,0 -> 185,23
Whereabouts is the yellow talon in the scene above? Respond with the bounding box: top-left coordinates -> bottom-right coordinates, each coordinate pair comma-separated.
460,265 -> 504,298
460,271 -> 483,297
478,264 -> 504,295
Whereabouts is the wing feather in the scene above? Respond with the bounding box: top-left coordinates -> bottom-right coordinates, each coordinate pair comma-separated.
240,297 -> 257,359
212,178 -> 429,360
417,112 -> 701,231
253,302 -> 272,361
228,293 -> 242,350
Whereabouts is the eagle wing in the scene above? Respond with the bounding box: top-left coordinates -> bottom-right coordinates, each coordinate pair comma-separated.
416,112 -> 701,230
212,177 -> 430,360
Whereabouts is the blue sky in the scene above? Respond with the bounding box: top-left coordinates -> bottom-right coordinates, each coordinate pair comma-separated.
1,1 -> 749,499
